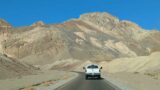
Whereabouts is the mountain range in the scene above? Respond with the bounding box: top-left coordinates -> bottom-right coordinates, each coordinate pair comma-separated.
0,12 -> 160,77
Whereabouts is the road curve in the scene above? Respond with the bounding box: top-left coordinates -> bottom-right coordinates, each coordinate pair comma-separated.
55,72 -> 120,90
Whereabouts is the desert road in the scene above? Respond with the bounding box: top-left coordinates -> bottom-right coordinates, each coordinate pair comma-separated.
56,72 -> 120,90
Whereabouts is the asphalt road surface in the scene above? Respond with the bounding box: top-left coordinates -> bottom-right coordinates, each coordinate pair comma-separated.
56,72 -> 120,90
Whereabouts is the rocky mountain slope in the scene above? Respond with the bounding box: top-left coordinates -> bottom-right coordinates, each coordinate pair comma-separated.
0,12 -> 160,67
0,53 -> 36,79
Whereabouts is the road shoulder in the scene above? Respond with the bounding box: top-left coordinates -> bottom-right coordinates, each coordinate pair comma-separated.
103,72 -> 160,90
0,70 -> 78,90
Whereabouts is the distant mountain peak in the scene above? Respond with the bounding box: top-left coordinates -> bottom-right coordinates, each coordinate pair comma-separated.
0,19 -> 12,30
80,12 -> 118,20
80,12 -> 119,23
79,12 -> 143,32
32,21 -> 45,27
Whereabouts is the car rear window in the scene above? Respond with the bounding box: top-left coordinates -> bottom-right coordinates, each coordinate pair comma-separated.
87,65 -> 98,68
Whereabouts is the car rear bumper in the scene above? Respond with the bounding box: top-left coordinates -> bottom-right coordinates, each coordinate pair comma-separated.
86,73 -> 101,77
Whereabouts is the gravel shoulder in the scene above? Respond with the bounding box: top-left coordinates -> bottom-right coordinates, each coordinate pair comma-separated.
104,72 -> 160,90
0,70 -> 78,90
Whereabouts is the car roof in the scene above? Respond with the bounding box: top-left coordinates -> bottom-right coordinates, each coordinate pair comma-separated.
86,64 -> 99,67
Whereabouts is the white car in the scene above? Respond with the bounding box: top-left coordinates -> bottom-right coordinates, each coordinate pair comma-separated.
83,64 -> 102,79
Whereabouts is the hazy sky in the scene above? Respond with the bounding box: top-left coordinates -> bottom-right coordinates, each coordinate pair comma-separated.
0,0 -> 160,30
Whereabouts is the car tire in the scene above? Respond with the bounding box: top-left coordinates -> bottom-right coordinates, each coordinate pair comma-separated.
85,75 -> 88,80
98,75 -> 101,79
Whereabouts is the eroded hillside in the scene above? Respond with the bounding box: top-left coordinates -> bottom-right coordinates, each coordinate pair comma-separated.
0,12 -> 160,68
0,53 -> 36,79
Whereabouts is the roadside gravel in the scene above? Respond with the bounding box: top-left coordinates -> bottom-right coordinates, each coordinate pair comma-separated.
0,70 -> 77,90
104,72 -> 160,90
